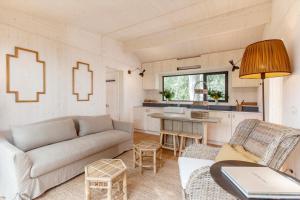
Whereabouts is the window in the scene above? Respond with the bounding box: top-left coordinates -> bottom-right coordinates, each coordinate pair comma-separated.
162,71 -> 228,102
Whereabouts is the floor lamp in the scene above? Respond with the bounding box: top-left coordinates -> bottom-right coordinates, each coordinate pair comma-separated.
239,39 -> 292,121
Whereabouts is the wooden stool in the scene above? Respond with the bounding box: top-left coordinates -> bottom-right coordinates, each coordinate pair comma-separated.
178,133 -> 202,156
160,130 -> 179,156
85,159 -> 127,200
133,141 -> 163,174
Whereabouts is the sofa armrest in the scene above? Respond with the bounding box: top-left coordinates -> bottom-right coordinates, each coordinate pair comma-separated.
113,120 -> 133,135
182,144 -> 220,160
0,138 -> 33,199
185,166 -> 235,200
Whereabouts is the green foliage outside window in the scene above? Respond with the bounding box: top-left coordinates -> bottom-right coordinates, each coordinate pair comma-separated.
163,72 -> 228,102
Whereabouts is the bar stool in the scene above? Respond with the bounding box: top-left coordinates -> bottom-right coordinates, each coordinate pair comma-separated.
178,132 -> 202,156
160,130 -> 179,156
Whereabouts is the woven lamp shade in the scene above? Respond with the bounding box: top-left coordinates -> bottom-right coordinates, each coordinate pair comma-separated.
239,39 -> 291,79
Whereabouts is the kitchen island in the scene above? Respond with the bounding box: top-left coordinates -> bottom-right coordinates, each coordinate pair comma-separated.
134,106 -> 262,145
148,112 -> 220,145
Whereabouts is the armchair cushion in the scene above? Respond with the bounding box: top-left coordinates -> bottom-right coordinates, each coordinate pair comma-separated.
178,157 -> 214,189
215,144 -> 257,163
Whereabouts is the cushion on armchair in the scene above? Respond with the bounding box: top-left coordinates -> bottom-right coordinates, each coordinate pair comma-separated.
215,144 -> 259,163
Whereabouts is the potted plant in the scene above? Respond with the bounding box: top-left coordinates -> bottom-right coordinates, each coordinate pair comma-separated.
208,89 -> 223,104
160,89 -> 175,103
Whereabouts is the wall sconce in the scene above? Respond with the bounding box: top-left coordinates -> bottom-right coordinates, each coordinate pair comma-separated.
128,67 -> 146,77
229,60 -> 240,71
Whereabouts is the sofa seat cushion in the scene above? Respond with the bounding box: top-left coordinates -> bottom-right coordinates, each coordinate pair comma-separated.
26,130 -> 131,177
178,157 -> 214,189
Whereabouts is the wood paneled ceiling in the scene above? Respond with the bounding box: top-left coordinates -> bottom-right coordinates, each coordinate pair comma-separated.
0,0 -> 272,62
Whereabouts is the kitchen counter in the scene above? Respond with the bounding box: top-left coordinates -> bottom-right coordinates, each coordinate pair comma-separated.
142,102 -> 259,112
148,112 -> 220,123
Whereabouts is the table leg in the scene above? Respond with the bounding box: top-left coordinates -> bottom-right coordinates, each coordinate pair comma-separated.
159,148 -> 163,167
159,132 -> 164,145
133,147 -> 136,168
107,181 -> 112,200
203,123 -> 208,145
123,172 -> 128,200
173,134 -> 176,156
153,150 -> 157,174
85,179 -> 90,200
139,150 -> 143,174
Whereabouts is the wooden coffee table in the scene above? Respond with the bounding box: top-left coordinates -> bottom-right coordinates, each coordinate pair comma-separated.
85,159 -> 127,200
133,141 -> 163,174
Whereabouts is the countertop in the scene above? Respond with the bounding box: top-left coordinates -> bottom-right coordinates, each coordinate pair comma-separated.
148,112 -> 220,123
142,102 -> 259,113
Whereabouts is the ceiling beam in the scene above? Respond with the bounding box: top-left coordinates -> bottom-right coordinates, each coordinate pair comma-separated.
124,3 -> 271,52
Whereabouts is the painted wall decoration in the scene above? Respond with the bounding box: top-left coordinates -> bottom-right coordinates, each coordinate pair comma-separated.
6,47 -> 46,103
72,61 -> 93,101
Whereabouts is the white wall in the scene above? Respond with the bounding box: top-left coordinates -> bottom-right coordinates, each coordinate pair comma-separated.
0,8 -> 143,129
143,49 -> 259,105
263,0 -> 300,177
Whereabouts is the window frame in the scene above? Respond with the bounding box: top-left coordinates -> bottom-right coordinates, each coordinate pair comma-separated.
162,71 -> 229,103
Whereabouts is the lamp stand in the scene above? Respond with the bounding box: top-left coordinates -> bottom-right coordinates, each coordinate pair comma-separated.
261,73 -> 265,121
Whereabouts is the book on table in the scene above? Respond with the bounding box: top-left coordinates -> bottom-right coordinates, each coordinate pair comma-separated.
221,166 -> 300,199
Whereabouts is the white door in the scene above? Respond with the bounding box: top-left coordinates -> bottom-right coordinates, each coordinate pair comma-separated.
106,69 -> 121,120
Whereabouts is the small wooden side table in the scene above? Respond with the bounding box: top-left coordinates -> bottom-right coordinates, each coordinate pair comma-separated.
133,141 -> 163,174
85,159 -> 127,200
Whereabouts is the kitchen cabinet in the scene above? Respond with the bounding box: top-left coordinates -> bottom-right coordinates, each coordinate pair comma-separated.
208,111 -> 232,144
231,112 -> 262,134
232,70 -> 260,87
144,108 -> 162,133
207,111 -> 263,145
133,107 -> 146,130
133,107 -> 162,134
142,63 -> 159,90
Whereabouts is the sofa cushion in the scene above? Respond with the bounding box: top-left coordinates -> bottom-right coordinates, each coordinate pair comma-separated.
78,115 -> 114,136
26,130 -> 131,177
12,119 -> 77,152
178,157 -> 214,189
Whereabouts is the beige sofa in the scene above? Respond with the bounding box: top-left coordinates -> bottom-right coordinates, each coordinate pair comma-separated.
0,115 -> 133,200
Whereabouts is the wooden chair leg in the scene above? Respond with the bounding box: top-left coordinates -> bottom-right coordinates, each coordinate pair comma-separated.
85,179 -> 90,200
195,138 -> 200,144
153,150 -> 157,174
123,172 -> 128,200
133,148 -> 136,168
159,148 -> 163,167
107,181 -> 112,200
160,132 -> 164,145
139,150 -> 143,174
179,136 -> 184,156
173,134 -> 176,156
